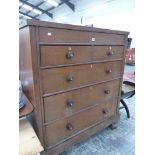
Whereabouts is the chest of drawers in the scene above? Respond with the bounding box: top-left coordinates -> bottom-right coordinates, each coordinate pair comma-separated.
19,19 -> 129,155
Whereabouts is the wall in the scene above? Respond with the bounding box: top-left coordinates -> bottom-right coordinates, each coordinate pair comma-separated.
40,0 -> 135,46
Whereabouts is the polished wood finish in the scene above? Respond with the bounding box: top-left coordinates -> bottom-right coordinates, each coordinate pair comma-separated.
41,61 -> 123,95
91,32 -> 125,44
39,27 -> 91,43
40,46 -> 124,67
44,79 -> 120,123
19,19 -> 128,155
19,27 -> 35,105
19,26 -> 45,145
39,27 -> 125,45
41,115 -> 119,155
20,19 -> 129,35
45,99 -> 117,147
19,94 -> 34,118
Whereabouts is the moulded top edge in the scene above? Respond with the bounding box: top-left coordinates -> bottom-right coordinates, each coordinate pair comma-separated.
19,19 -> 129,35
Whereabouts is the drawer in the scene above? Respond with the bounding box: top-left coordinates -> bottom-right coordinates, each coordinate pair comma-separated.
41,61 -> 123,95
39,27 -> 91,43
39,27 -> 125,44
45,99 -> 117,147
44,79 -> 120,123
91,32 -> 125,45
40,46 -> 124,67
92,46 -> 124,62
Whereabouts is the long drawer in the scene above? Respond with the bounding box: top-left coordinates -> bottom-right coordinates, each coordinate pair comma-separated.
45,99 -> 117,147
39,27 -> 125,44
40,46 -> 124,67
44,79 -> 120,123
41,61 -> 123,95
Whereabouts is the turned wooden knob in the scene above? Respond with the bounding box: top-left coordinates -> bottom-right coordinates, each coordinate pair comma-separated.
102,109 -> 108,115
66,51 -> 74,59
106,69 -> 112,74
66,123 -> 74,131
67,99 -> 74,107
104,90 -> 110,94
66,75 -> 74,82
107,51 -> 114,56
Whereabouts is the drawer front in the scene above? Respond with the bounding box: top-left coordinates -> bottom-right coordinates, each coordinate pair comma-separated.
39,27 -> 91,43
92,46 -> 124,62
39,27 -> 125,44
44,79 -> 120,123
45,99 -> 117,147
41,61 -> 123,95
91,32 -> 125,45
40,46 -> 124,67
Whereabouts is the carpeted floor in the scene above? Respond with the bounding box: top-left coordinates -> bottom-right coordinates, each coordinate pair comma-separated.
61,65 -> 135,155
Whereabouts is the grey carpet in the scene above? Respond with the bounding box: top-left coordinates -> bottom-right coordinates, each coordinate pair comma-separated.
61,65 -> 135,155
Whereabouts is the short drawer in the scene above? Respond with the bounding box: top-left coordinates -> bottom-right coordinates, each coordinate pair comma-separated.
45,99 -> 117,147
39,27 -> 91,43
40,46 -> 124,67
91,32 -> 125,45
44,79 -> 120,123
41,61 -> 123,95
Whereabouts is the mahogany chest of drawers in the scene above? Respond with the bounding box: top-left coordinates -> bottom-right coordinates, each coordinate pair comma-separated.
19,19 -> 129,155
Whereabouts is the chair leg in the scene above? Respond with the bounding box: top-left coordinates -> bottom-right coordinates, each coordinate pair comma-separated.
120,99 -> 130,118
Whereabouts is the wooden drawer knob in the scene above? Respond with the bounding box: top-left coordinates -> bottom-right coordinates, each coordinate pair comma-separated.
67,99 -> 74,107
104,90 -> 111,94
66,123 -> 74,131
106,69 -> 112,74
66,51 -> 74,59
107,51 -> 114,56
66,75 -> 74,82
102,109 -> 108,115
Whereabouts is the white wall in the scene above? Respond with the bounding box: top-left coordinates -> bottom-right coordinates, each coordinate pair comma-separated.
41,0 -> 135,46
